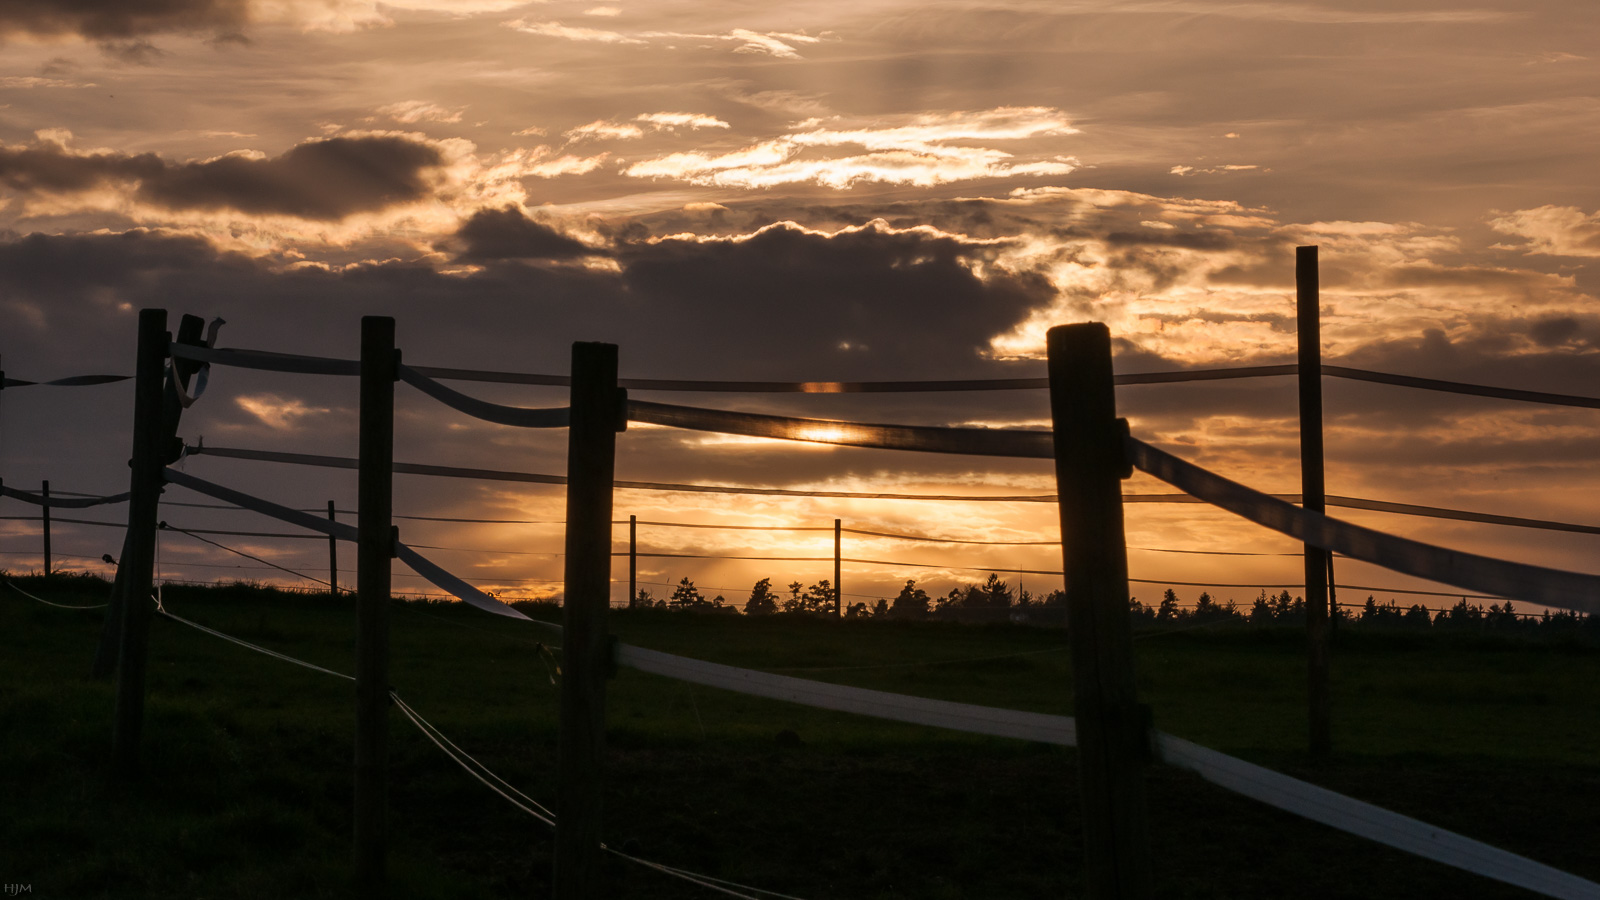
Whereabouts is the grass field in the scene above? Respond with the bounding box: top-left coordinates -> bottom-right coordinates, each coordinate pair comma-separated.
3,574 -> 1597,898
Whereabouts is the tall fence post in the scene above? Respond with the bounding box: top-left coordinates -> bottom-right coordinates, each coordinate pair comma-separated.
328,500 -> 339,594
1047,322 -> 1150,900
40,480 -> 51,577
110,308 -> 171,780
834,518 -> 842,617
628,514 -> 637,609
1298,245 -> 1332,758
94,313 -> 207,680
554,342 -> 623,900
355,316 -> 396,892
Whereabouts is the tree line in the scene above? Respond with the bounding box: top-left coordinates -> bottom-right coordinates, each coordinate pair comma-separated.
633,575 -> 1597,637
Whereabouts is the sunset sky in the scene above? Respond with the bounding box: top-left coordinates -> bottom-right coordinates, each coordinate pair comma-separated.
1,0 -> 1596,612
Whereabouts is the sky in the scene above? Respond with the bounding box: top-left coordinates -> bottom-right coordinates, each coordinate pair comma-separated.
0,0 -> 1596,613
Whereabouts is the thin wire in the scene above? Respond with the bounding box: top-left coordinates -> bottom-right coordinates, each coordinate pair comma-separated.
389,692 -> 556,822
3,579 -> 108,609
160,522 -> 333,587
390,693 -> 809,900
601,850 -> 782,900
139,586 -> 802,898
606,857 -> 813,900
156,606 -> 356,681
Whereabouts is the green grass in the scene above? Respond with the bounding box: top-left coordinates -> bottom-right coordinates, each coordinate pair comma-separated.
3,574 -> 1597,898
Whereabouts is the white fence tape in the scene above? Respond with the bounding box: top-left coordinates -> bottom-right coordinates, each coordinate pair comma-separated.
163,467 -> 541,624
0,485 -> 130,508
628,399 -> 1053,458
397,365 -> 570,428
1127,438 -> 1600,614
614,643 -> 1077,746
163,467 -> 357,542
1155,733 -> 1600,899
616,643 -> 1596,899
393,543 -> 551,628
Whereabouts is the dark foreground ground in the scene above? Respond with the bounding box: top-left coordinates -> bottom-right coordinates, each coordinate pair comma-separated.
3,576 -> 1596,898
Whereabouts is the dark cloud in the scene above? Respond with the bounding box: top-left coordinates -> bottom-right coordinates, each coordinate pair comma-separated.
0,143 -> 164,193
448,205 -> 594,261
615,222 -> 1052,380
0,0 -> 248,41
0,135 -> 447,221
1529,316 -> 1581,348
140,136 -> 444,220
100,38 -> 167,64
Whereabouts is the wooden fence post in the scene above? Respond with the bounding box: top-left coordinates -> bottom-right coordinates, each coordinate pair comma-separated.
834,518 -> 842,617
1047,322 -> 1150,900
628,514 -> 637,609
1298,245 -> 1332,758
355,316 -> 396,892
41,480 -> 51,577
554,342 -> 623,900
110,308 -> 171,780
93,313 -> 207,680
328,500 -> 339,595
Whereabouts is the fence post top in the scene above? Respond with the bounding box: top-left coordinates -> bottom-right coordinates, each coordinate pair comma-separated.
1045,321 -> 1108,343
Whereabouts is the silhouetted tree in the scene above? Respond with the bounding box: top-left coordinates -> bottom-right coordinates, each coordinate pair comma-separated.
1249,590 -> 1273,624
1129,597 -> 1155,625
782,579 -> 834,616
871,598 -> 889,618
667,577 -> 723,611
1488,601 -> 1520,630
1157,588 -> 1180,622
783,581 -> 806,614
979,574 -> 1013,609
1403,604 -> 1432,629
1440,598 -> 1483,628
744,577 -> 779,616
889,579 -> 930,619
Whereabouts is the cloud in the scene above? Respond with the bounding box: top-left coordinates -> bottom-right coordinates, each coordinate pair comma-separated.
1489,206 -> 1600,257
623,107 -> 1080,189
635,112 -> 730,131
715,28 -> 821,59
564,120 -> 645,142
0,75 -> 96,88
511,146 -> 610,177
502,19 -> 644,44
447,204 -> 595,261
378,100 -> 465,125
504,19 -> 829,58
0,0 -> 250,41
0,132 -> 166,193
236,392 -> 330,430
1170,164 -> 1261,176
0,131 -> 448,220
145,134 -> 446,220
